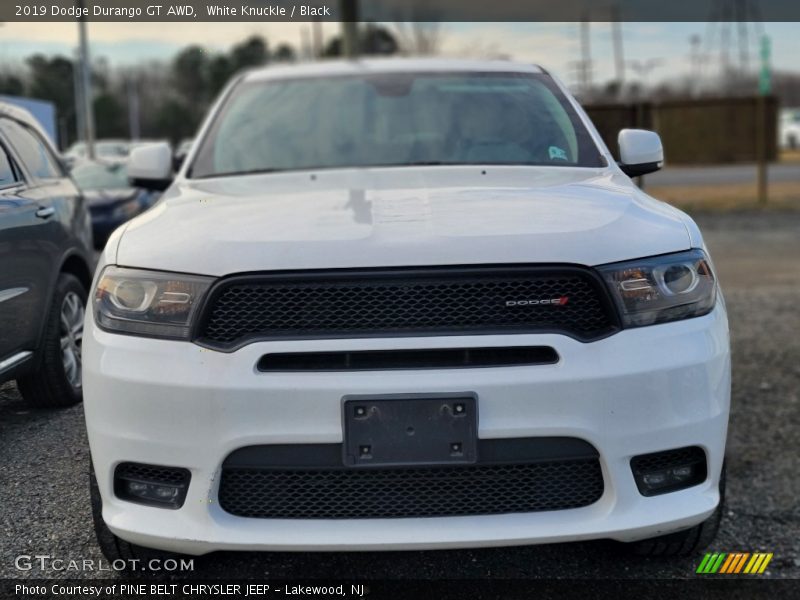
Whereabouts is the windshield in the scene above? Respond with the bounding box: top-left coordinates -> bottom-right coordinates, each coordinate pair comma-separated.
189,71 -> 604,178
71,162 -> 129,190
66,142 -> 129,158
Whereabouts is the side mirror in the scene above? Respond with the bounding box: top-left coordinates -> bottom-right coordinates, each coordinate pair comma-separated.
618,129 -> 663,177
60,156 -> 75,172
128,143 -> 173,191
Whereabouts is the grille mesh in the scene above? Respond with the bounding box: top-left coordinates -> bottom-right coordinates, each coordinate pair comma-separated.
218,459 -> 604,519
115,462 -> 189,485
630,446 -> 706,474
197,267 -> 616,349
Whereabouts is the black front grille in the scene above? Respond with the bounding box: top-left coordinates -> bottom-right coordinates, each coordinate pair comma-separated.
196,266 -> 618,350
256,346 -> 559,372
218,439 -> 604,519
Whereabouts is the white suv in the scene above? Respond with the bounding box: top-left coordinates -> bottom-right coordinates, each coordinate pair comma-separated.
84,59 -> 730,561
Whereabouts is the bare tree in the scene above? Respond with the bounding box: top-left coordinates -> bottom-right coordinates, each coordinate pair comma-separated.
392,22 -> 443,56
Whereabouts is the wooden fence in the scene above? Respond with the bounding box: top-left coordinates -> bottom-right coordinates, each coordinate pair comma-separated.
584,96 -> 778,164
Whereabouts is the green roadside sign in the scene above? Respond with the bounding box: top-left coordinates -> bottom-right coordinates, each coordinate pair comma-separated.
759,35 -> 771,96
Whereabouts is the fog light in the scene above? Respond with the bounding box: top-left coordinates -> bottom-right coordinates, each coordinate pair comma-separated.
114,462 -> 191,509
672,465 -> 693,480
126,481 -> 148,495
153,485 -> 179,499
631,447 -> 707,497
642,472 -> 668,486
122,480 -> 184,506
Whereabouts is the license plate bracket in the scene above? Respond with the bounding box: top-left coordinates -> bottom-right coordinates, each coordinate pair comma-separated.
343,393 -> 478,467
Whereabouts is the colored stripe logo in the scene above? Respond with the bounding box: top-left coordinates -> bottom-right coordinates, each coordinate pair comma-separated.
696,552 -> 773,574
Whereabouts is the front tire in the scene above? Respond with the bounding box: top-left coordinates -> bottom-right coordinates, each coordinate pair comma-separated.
90,469 -> 135,563
626,464 -> 726,557
90,469 -> 183,564
18,272 -> 86,408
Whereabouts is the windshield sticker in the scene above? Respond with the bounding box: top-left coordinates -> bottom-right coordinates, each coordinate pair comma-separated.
549,146 -> 568,161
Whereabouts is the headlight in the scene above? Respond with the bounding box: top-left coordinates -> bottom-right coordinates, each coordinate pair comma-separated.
93,266 -> 212,339
598,249 -> 716,327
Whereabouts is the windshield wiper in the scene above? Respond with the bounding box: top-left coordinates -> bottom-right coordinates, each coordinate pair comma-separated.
194,168 -> 286,179
194,162 -> 464,179
364,161 -> 455,168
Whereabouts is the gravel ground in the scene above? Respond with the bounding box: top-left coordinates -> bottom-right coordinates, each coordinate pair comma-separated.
1,211 -> 798,581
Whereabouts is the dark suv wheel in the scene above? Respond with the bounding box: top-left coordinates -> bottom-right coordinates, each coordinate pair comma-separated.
17,272 -> 87,408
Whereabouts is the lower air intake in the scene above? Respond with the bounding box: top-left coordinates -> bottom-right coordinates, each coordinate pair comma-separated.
218,440 -> 604,519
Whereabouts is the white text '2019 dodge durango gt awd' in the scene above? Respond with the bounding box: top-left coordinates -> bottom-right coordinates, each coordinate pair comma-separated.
83,59 -> 730,561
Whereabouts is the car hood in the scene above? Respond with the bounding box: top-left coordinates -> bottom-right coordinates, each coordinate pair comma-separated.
116,166 -> 691,276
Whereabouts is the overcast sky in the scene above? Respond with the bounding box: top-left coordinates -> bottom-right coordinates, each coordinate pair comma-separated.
1,21 -> 797,89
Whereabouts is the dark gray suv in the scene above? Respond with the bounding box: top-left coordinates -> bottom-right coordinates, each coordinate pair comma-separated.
0,101 -> 94,408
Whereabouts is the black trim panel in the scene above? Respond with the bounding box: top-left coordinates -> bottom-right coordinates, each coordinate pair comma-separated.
257,345 -> 559,372
218,437 -> 604,519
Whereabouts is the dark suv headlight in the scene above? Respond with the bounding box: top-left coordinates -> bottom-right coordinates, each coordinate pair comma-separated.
93,266 -> 212,339
598,249 -> 717,327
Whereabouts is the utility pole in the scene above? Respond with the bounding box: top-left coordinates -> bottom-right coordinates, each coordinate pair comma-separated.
611,7 -> 625,97
340,0 -> 359,58
757,34 -> 771,206
705,0 -> 765,89
689,35 -> 703,96
311,18 -> 323,59
579,19 -> 592,99
72,52 -> 85,147
300,26 -> 311,60
127,77 -> 140,141
77,0 -> 95,159
737,16 -> 749,75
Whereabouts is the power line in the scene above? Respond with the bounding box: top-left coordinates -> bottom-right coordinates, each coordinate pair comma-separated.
703,0 -> 765,89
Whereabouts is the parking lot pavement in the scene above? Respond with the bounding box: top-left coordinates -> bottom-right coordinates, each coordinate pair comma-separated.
1,211 -> 798,580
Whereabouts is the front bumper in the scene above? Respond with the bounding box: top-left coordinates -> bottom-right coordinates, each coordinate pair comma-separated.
83,305 -> 730,556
